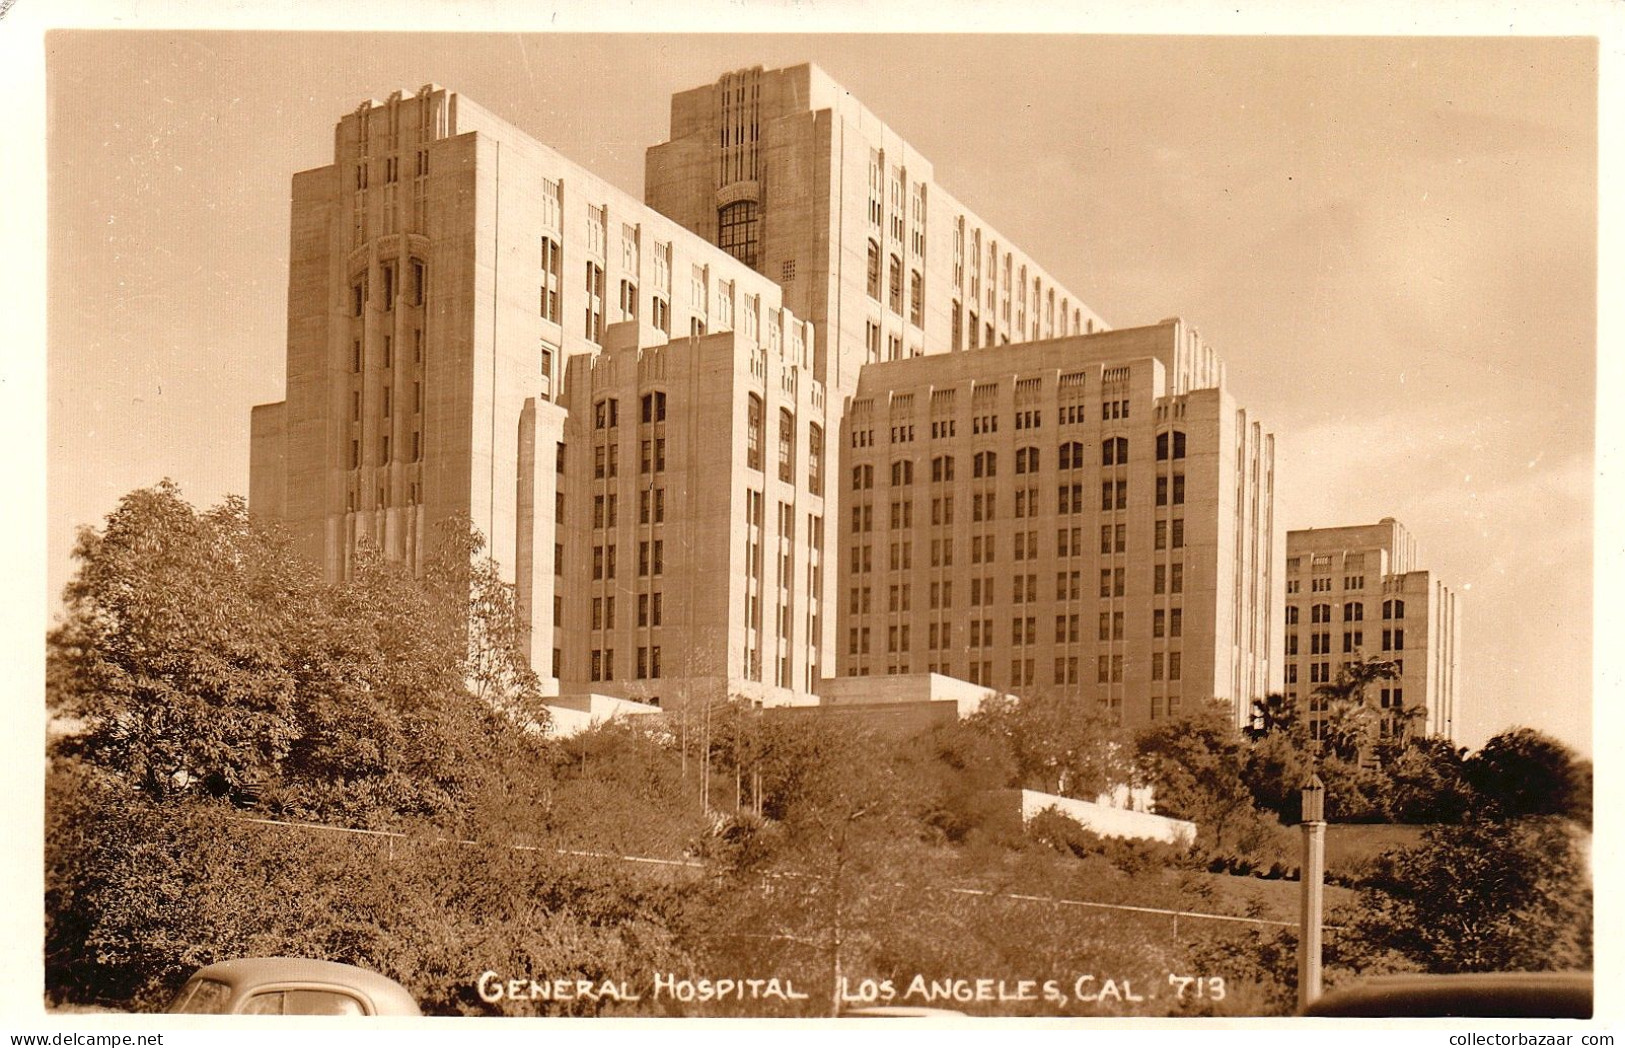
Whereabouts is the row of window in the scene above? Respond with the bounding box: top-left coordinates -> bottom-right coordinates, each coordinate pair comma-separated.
847,595 -> 1185,640
865,240 -> 926,327
587,646 -> 665,682
846,512 -> 1191,562
350,259 -> 428,317
845,561 -> 1187,616
587,394 -> 825,494
543,228 -> 797,347
1285,599 -> 1406,625
1285,628 -> 1405,657
586,592 -> 666,631
850,431 -> 1190,470
1287,553 -> 1367,574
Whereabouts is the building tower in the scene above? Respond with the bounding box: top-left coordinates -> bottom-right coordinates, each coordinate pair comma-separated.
249,85 -> 828,710
645,63 -> 1121,686
837,319 -> 1278,729
1284,519 -> 1460,741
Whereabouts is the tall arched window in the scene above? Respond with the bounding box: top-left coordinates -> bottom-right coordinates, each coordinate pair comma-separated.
1015,446 -> 1039,474
1058,441 -> 1086,470
808,424 -> 824,495
1102,436 -> 1128,466
718,201 -> 760,267
746,394 -> 763,471
778,408 -> 795,483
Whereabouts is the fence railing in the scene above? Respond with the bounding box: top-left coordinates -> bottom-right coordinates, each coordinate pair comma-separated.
229,813 -> 1342,934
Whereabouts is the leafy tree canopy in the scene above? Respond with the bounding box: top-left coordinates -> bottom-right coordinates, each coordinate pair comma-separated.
49,481 -> 547,823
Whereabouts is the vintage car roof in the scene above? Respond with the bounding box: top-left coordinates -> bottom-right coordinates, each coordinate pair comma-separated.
1301,971 -> 1592,1019
188,957 -> 421,1015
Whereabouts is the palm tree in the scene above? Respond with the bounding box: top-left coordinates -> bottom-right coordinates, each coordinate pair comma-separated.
1246,691 -> 1298,741
1312,654 -> 1398,763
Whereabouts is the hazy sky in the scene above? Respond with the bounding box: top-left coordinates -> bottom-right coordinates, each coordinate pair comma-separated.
42,31 -> 1596,753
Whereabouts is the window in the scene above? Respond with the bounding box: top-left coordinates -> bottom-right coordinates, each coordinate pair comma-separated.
807,424 -> 824,495
973,451 -> 997,478
909,269 -> 924,327
888,254 -> 903,314
1015,447 -> 1039,474
410,259 -> 426,306
866,240 -> 881,300
619,279 -> 639,322
778,409 -> 795,483
584,262 -> 605,342
1058,441 -> 1086,470
746,395 -> 763,472
1156,430 -> 1188,460
1102,436 -> 1128,466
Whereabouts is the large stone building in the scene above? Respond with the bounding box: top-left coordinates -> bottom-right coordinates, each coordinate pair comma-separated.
1284,520 -> 1459,741
248,84 -> 828,709
837,319 -> 1277,729
645,64 -> 1117,685
249,65 -> 1283,723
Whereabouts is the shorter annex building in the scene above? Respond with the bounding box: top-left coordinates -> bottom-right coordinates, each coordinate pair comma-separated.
1284,519 -> 1460,742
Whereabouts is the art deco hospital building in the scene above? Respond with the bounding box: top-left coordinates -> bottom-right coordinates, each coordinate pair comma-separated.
248,65 -> 1280,726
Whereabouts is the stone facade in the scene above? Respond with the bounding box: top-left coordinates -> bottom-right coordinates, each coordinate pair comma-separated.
835,320 -> 1278,730
249,70 -> 1284,727
1284,520 -> 1460,742
249,84 -> 826,710
646,64 -> 1120,673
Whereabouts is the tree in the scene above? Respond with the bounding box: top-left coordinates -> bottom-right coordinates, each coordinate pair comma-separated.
1133,701 -> 1261,853
1463,728 -> 1590,824
691,712 -> 933,1016
49,482 -> 310,798
1312,655 -> 1398,763
49,482 -> 549,822
1385,736 -> 1474,823
1245,691 -> 1299,742
1347,816 -> 1591,973
964,693 -> 1129,799
903,718 -> 1020,843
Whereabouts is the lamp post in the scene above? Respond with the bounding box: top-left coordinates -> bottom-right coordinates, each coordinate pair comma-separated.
1298,773 -> 1326,1010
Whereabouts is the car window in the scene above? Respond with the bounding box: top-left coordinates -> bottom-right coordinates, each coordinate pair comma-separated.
285,990 -> 366,1016
167,978 -> 233,1014
241,989 -> 367,1016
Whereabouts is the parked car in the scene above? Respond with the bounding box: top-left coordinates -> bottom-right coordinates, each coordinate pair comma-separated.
166,957 -> 421,1016
1300,971 -> 1592,1018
